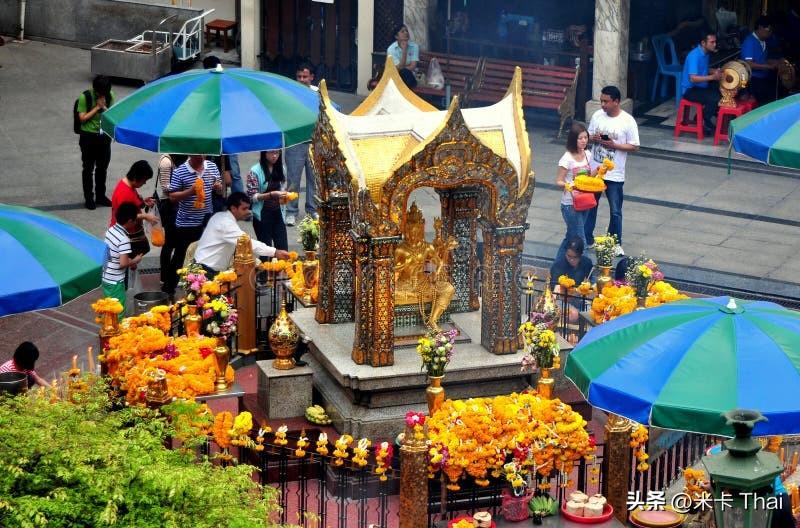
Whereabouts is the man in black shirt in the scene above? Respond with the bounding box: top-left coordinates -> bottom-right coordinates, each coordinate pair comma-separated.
550,238 -> 593,288
549,238 -> 594,323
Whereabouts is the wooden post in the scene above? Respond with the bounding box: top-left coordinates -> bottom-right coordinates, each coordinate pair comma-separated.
233,234 -> 258,354
399,426 -> 429,528
603,413 -> 633,523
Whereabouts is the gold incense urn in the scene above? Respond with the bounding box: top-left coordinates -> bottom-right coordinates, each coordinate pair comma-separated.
268,301 -> 299,369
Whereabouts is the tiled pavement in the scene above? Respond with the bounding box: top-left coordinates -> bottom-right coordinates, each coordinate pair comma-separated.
1,38 -> 799,372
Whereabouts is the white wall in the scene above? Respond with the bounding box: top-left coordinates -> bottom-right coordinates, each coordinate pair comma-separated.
137,0 -> 235,22
356,0 -> 374,95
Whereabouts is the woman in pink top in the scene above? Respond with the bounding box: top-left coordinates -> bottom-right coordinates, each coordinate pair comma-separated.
0,342 -> 50,387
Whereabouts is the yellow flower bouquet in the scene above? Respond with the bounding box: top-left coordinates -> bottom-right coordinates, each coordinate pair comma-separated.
573,174 -> 606,193
519,322 -> 560,371
594,234 -> 617,267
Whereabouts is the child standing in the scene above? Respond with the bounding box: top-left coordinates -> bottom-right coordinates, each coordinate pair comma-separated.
102,202 -> 142,317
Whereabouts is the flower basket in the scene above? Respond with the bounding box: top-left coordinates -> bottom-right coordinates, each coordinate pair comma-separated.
502,488 -> 534,522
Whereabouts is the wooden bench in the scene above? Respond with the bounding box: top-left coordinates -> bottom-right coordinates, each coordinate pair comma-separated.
469,58 -> 580,137
411,51 -> 483,106
205,19 -> 236,53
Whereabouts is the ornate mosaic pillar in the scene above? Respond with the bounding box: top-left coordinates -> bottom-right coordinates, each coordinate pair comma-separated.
479,222 -> 526,354
399,425 -> 429,528
603,414 -> 633,523
352,234 -> 400,367
438,188 -> 481,313
233,235 -> 258,354
315,196 -> 355,324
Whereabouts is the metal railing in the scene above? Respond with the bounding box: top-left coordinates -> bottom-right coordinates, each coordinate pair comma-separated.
629,433 -> 717,496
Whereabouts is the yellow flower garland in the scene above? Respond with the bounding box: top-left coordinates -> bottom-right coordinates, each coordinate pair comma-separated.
427,393 -> 594,490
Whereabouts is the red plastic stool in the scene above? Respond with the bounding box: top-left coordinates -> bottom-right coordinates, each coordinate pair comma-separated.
738,98 -> 757,113
713,103 -> 748,145
674,99 -> 705,140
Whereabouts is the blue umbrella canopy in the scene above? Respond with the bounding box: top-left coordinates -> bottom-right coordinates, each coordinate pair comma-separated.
0,204 -> 105,317
564,296 -> 800,436
730,93 -> 800,169
101,67 -> 323,155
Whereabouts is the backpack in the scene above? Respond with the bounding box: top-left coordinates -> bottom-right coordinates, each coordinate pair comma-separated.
73,90 -> 92,134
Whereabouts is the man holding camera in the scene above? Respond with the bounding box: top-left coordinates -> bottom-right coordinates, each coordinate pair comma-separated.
584,85 -> 640,257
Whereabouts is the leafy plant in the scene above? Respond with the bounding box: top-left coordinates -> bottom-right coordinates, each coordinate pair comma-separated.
0,383 -> 286,528
297,216 -> 319,252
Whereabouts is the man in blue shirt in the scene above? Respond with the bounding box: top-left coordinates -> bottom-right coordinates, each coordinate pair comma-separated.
681,31 -> 722,134
741,16 -> 780,104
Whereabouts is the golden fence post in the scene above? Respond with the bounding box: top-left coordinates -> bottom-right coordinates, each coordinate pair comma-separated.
233,234 -> 258,354
399,426 -> 429,528
603,413 -> 633,523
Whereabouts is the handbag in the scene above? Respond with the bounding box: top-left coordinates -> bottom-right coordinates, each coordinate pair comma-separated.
572,190 -> 597,211
571,151 -> 597,211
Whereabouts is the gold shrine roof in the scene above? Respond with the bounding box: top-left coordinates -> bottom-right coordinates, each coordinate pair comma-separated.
318,61 -> 532,202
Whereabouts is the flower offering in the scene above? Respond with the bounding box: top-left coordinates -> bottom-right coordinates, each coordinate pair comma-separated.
417,329 -> 457,377
519,322 -> 560,370
594,234 -> 617,267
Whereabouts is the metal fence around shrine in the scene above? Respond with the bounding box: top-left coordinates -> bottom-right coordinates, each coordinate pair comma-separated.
629,432 -> 717,500
193,431 -> 609,528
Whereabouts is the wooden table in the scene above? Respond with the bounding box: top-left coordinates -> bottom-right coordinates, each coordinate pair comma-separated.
205,19 -> 236,53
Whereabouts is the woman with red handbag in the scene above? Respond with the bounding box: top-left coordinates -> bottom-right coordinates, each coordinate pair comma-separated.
555,122 -> 594,263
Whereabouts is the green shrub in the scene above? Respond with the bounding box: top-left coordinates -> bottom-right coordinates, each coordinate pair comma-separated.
0,384 -> 285,528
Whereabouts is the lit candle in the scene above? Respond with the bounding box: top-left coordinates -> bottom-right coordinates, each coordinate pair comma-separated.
793,487 -> 799,509
792,452 -> 799,472
71,355 -> 78,372
87,347 -> 95,375
780,448 -> 786,465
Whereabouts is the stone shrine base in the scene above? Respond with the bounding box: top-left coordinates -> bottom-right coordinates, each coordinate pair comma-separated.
289,307 -> 573,438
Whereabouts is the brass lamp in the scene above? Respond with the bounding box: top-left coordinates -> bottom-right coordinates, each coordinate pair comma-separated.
701,409 -> 783,528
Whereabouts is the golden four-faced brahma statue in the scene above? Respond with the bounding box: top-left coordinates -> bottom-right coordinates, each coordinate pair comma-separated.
394,202 -> 458,331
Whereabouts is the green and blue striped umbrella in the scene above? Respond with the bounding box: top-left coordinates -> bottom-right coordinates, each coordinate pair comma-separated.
730,93 -> 800,169
564,297 -> 800,436
101,67 -> 321,155
0,204 -> 105,317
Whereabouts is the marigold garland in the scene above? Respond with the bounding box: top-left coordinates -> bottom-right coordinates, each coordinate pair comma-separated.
352,438 -> 371,467
590,281 -> 689,324
333,434 -> 353,466
213,411 -> 234,449
193,177 -> 205,209
316,432 -> 329,456
684,467 -> 710,502
214,269 -> 237,283
573,174 -> 607,193
557,275 -> 576,290
91,297 -> 124,314
427,393 -> 594,490
630,424 -> 649,472
295,431 -> 309,458
275,425 -> 289,446
375,442 -> 394,481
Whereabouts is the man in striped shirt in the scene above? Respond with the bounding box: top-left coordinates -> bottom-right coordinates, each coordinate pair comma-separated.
162,155 -> 223,296
102,202 -> 143,318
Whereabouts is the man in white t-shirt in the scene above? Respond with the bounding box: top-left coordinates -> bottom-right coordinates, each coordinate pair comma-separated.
585,85 -> 640,256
